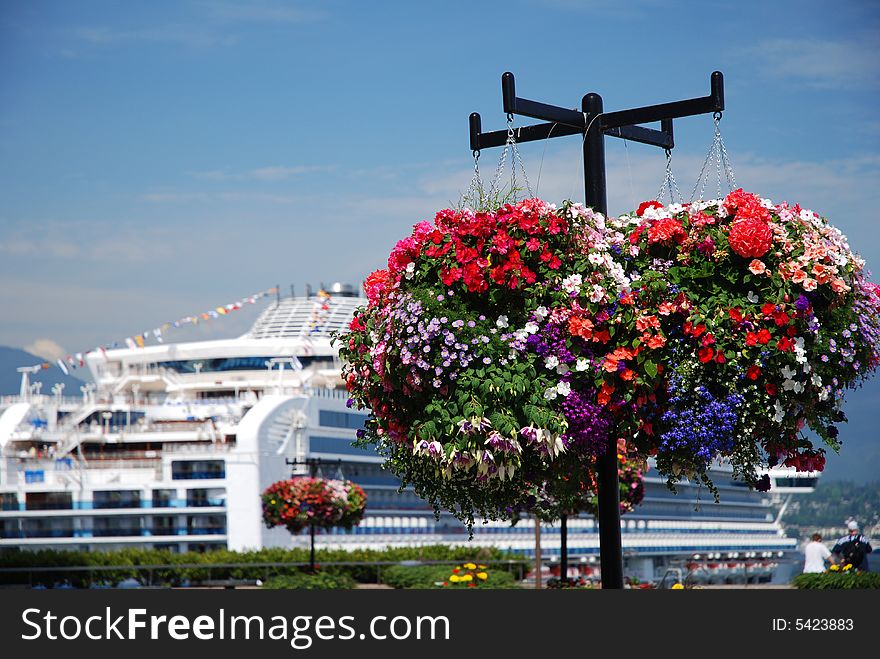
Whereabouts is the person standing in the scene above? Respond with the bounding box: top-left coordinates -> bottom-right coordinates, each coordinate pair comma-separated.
831,521 -> 873,572
803,533 -> 833,573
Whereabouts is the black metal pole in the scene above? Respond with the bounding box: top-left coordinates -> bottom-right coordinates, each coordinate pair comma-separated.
560,513 -> 568,584
309,459 -> 317,572
583,91 -> 624,590
309,523 -> 316,572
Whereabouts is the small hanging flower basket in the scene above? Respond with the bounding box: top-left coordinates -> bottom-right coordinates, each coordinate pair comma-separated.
261,477 -> 367,534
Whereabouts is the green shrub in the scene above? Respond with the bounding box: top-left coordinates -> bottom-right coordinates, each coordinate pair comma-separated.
381,564 -> 519,589
0,545 -> 527,587
262,572 -> 356,590
792,571 -> 880,590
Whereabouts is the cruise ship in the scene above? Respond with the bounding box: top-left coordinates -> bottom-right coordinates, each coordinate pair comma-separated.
0,285 -> 816,583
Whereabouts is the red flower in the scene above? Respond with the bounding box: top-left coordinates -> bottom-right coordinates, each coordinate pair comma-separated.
647,217 -> 686,245
728,307 -> 743,323
765,383 -> 777,396
363,269 -> 392,304
714,351 -> 726,364
773,311 -> 790,327
776,336 -> 794,352
745,332 -> 758,346
761,303 -> 776,316
349,316 -> 366,332
746,365 -> 761,380
756,328 -> 772,344
637,200 -> 663,217
701,333 -> 715,347
728,218 -> 773,258
698,346 -> 715,363
440,266 -> 461,286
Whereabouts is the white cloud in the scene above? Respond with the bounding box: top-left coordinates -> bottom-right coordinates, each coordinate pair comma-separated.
74,25 -> 237,49
188,165 -> 334,182
23,339 -> 67,362
741,34 -> 880,89
203,2 -> 327,25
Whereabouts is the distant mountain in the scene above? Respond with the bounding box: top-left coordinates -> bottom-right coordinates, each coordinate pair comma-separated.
0,346 -> 85,396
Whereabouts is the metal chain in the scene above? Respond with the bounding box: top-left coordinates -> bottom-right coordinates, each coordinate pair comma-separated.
656,148 -> 683,205
464,149 -> 485,208
486,113 -> 533,202
690,112 -> 737,202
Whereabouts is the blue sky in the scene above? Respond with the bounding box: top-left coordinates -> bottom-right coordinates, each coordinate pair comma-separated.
1,1 -> 879,480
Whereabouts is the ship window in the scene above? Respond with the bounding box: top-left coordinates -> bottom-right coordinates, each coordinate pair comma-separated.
152,489 -> 176,508
0,493 -> 18,511
172,460 -> 225,480
93,490 -> 142,509
319,410 -> 369,430
309,436 -> 373,457
25,492 -> 72,510
157,356 -> 334,374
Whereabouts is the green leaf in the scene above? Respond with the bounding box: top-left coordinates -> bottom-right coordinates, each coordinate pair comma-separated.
643,361 -> 658,378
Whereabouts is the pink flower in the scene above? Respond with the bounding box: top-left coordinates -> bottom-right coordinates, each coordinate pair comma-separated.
748,259 -> 766,275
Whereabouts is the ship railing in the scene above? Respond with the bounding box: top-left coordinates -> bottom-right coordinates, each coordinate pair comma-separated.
0,394 -> 86,407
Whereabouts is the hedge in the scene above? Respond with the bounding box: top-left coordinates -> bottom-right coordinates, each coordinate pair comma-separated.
792,571 -> 880,590
0,546 -> 527,588
262,572 -> 356,590
381,564 -> 519,589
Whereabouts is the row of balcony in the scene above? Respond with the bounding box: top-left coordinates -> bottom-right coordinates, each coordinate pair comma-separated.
0,526 -> 227,539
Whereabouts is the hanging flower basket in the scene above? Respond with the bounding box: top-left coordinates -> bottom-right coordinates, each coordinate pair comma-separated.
609,190 -> 880,492
262,477 -> 367,534
338,192 -> 879,525
338,198 -> 640,524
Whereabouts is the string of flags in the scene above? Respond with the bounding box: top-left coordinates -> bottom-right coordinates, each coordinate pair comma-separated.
303,289 -> 334,336
36,287 -> 279,375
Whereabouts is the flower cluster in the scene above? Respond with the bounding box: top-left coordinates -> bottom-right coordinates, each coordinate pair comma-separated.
338,191 -> 879,524
443,562 -> 490,588
338,199 -> 637,525
261,478 -> 367,534
611,190 -> 880,490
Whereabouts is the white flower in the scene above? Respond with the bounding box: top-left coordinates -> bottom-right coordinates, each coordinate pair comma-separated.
589,284 -> 606,303
405,261 -> 416,279
811,374 -> 823,387
575,358 -> 589,372
556,364 -> 570,376
534,306 -> 549,321
588,253 -> 605,266
773,401 -> 785,423
543,387 -> 558,400
544,355 -> 560,370
496,315 -> 509,328
556,381 -> 572,397
781,365 -> 797,380
747,291 -> 759,304
524,322 -> 539,335
561,274 -> 583,294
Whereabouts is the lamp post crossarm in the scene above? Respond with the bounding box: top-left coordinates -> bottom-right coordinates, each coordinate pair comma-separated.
470,71 -> 723,152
